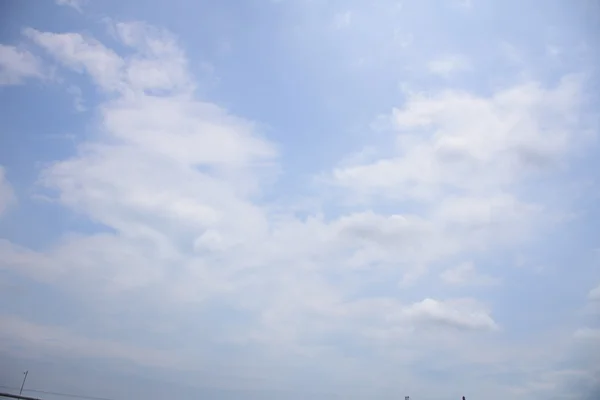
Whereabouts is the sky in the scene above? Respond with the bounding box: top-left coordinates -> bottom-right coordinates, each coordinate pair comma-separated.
0,0 -> 599,399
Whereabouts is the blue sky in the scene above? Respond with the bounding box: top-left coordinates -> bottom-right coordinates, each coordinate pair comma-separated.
0,0 -> 599,399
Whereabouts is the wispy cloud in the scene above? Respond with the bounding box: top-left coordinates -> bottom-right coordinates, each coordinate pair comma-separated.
574,328 -> 600,342
427,54 -> 472,76
0,44 -> 44,85
66,85 -> 86,112
24,28 -> 125,91
0,167 -> 16,216
588,283 -> 600,301
402,298 -> 498,331
0,315 -> 179,367
55,0 -> 85,13
441,262 -> 500,286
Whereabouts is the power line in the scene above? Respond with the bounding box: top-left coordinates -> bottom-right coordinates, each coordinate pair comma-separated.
0,392 -> 40,400
0,386 -> 117,400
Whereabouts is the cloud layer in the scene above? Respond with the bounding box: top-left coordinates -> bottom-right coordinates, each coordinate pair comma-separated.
0,1 -> 598,399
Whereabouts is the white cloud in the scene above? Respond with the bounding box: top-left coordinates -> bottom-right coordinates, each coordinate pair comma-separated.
427,54 -> 471,76
0,167 -> 16,216
0,315 -> 178,367
332,75 -> 584,201
24,28 -> 124,91
402,298 -> 498,331
113,21 -> 193,93
574,328 -> 600,341
441,262 -> 499,286
588,283 -> 600,301
582,282 -> 600,317
67,85 -> 85,111
15,23 -> 488,321
24,22 -> 212,97
237,290 -> 499,354
55,0 -> 85,12
8,22 -> 580,324
1,14 -> 596,398
0,44 -> 43,85
0,23 -> 275,302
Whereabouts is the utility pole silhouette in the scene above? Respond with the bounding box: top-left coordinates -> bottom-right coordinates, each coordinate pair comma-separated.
19,371 -> 29,395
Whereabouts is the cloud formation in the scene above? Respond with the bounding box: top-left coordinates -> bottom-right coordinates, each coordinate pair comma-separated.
0,1 -> 598,399
427,54 -> 472,77
588,283 -> 600,301
55,0 -> 85,12
0,44 -> 44,85
0,167 -> 16,216
333,76 -> 584,200
440,262 -> 499,286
